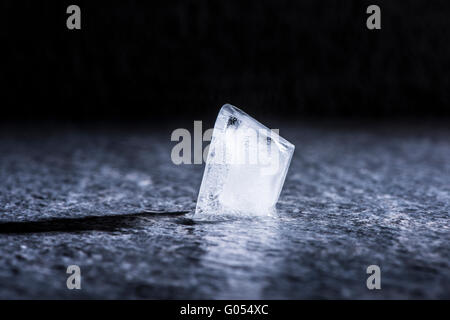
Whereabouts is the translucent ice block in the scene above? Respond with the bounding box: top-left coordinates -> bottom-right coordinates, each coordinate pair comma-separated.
195,104 -> 295,216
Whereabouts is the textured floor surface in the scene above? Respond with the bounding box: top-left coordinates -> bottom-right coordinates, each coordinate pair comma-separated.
0,122 -> 449,299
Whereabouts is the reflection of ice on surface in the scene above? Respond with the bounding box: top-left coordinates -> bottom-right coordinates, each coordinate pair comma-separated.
195,104 -> 295,216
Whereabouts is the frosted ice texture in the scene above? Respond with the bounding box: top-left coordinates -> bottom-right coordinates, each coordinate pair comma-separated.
195,104 -> 295,216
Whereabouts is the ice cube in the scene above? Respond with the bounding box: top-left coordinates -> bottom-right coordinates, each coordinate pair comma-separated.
195,104 -> 295,216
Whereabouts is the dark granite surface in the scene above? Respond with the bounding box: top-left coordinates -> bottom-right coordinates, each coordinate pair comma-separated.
0,122 -> 449,299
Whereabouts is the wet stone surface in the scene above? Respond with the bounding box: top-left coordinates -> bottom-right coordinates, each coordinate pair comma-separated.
0,123 -> 449,299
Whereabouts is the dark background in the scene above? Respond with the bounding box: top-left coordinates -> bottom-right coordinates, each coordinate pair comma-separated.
1,0 -> 449,122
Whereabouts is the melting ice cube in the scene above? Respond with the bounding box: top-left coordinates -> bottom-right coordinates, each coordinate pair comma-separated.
195,104 -> 295,216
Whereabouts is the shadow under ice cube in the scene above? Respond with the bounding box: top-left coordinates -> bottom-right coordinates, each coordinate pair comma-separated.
195,104 -> 295,216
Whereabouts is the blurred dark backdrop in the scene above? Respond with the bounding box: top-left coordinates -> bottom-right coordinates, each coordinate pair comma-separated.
1,0 -> 449,122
